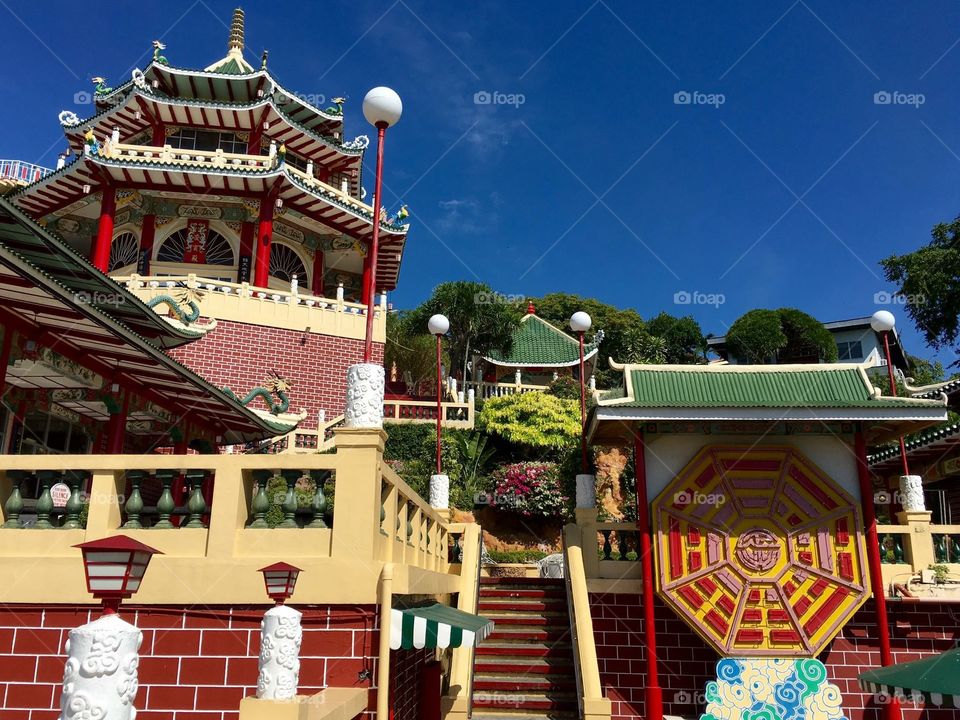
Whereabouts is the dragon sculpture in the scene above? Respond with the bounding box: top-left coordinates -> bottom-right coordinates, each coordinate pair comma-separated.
146,287 -> 203,324
325,96 -> 346,115
152,41 -> 168,65
222,373 -> 291,415
92,77 -> 112,96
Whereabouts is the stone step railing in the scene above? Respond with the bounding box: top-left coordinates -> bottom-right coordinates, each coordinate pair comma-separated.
0,428 -> 459,605
0,159 -> 51,186
382,397 -> 475,429
464,380 -> 550,399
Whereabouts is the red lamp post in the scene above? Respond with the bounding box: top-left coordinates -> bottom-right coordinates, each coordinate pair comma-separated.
872,310 -> 911,476
428,314 -> 450,474
361,87 -> 403,363
74,535 -> 162,615
258,561 -> 302,605
569,311 -> 592,473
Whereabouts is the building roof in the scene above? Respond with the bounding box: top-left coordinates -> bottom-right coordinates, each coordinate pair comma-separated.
483,312 -> 598,368
869,422 -> 960,469
588,360 -> 948,445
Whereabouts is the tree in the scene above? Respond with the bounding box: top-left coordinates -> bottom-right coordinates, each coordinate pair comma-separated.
406,282 -> 521,381
646,312 -> 707,363
726,308 -> 838,364
881,216 -> 960,364
478,392 -> 580,452
384,311 -> 441,392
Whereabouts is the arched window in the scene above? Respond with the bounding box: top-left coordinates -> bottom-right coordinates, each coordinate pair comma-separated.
269,243 -> 308,285
157,227 -> 235,265
109,232 -> 139,271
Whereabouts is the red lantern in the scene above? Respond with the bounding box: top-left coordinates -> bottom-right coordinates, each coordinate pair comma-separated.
74,535 -> 162,614
258,562 -> 301,604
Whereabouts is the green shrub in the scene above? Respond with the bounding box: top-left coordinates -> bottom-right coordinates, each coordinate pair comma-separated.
546,376 -> 581,400
487,549 -> 549,563
479,393 -> 580,452
264,475 -> 315,528
489,462 -> 568,519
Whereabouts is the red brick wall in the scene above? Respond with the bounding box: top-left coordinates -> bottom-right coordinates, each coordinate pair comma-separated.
0,604 -> 381,720
168,320 -> 384,430
389,648 -> 432,720
591,594 -> 960,720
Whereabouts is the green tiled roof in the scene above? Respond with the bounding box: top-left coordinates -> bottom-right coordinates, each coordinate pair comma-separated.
484,314 -> 598,367
600,365 -> 941,409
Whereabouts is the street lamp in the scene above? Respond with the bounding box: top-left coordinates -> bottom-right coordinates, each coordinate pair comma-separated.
361,86 -> 403,363
871,310 -> 911,477
429,314 -> 450,475
74,535 -> 161,615
258,561 -> 302,605
570,311 -> 592,473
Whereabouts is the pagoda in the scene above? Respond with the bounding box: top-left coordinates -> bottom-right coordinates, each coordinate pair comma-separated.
10,8 -> 410,445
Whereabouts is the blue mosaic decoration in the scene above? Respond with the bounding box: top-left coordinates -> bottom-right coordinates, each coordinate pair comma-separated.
701,658 -> 847,720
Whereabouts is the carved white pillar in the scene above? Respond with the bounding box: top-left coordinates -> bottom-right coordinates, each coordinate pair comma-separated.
514,369 -> 522,386
430,474 -> 450,510
111,127 -> 120,144
344,363 -> 385,429
588,375 -> 596,391
59,613 -> 142,720
899,474 -> 926,512
256,604 -> 302,701
576,474 -> 596,509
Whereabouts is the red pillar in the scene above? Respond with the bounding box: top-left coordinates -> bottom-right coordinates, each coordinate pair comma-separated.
855,428 -> 901,720
91,187 -> 116,272
106,390 -> 130,454
254,199 -> 274,288
238,221 -> 254,283
311,249 -> 324,296
361,247 -> 372,306
151,122 -> 166,146
137,214 -> 156,275
247,128 -> 263,156
634,430 -> 663,720
0,329 -> 13,393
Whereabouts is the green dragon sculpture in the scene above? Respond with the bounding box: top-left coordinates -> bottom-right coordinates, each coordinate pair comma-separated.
92,77 -> 113,96
152,40 -> 169,65
222,374 -> 291,415
325,96 -> 346,115
146,287 -> 202,324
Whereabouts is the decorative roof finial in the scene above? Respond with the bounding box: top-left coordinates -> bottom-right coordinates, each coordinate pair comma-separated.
228,8 -> 245,52
261,49 -> 268,69
527,301 -> 536,315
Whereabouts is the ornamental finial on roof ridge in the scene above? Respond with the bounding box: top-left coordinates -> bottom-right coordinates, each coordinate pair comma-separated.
527,301 -> 536,315
228,8 -> 245,51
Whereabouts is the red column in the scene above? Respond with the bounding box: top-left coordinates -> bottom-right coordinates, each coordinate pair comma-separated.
238,221 -> 254,282
361,248 -> 372,307
0,329 -> 13,393
137,214 -> 156,275
91,187 -> 116,272
855,429 -> 901,720
151,122 -> 165,146
311,249 -> 324,296
634,430 -> 663,720
254,199 -> 274,288
106,390 -> 130,454
247,128 -> 263,156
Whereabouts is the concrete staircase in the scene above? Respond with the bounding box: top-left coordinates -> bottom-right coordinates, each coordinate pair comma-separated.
471,577 -> 578,720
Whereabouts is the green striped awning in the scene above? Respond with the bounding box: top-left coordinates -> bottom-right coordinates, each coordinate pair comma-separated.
858,648 -> 960,708
390,604 -> 494,650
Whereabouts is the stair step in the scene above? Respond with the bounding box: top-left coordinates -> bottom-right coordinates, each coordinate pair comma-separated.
488,615 -> 566,627
474,676 -> 577,692
487,628 -> 569,642
471,714 -> 578,720
472,692 -> 578,712
480,577 -> 563,586
480,588 -> 566,600
480,600 -> 566,613
475,659 -> 573,675
476,643 -> 572,659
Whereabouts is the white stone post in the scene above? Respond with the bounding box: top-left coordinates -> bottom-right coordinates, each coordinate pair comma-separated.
588,375 -> 596,391
514,369 -> 522,387
430,474 -> 450,511
305,160 -> 314,177
58,613 -> 142,720
899,474 -> 926,512
344,364 -> 385,429
269,140 -> 277,158
111,127 -> 120,144
256,604 -> 303,701
575,473 -> 597,526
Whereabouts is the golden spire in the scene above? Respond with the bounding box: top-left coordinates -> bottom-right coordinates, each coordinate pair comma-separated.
228,8 -> 245,52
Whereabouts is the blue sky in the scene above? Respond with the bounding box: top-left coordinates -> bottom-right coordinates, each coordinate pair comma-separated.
1,1 -> 959,364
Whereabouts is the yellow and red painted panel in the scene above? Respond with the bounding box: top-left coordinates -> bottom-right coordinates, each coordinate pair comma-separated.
653,446 -> 868,657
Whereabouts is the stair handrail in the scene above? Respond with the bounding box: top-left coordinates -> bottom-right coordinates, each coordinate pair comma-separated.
441,523 -> 483,720
563,523 -> 612,720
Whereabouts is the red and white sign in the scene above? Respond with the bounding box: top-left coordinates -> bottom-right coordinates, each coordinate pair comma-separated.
50,482 -> 71,508
183,219 -> 209,264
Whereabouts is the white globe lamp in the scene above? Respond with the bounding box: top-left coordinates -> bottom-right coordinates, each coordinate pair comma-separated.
362,87 -> 403,128
871,310 -> 896,334
570,311 -> 592,334
428,314 -> 450,336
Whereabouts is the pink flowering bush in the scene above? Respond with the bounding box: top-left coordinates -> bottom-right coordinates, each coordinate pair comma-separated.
489,462 -> 568,518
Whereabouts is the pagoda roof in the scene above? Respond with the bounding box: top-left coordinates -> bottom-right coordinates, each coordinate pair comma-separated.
0,197 -> 295,443
12,152 -> 407,291
869,421 -> 960,473
588,360 -> 947,445
483,313 -> 599,368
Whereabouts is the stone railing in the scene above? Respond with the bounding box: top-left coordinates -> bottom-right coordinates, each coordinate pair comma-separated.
464,380 -> 550,400
114,273 -> 386,343
108,142 -> 274,170
0,428 -> 461,605
578,521 -> 642,582
382,397 -> 475,430
0,159 -> 51,186
873,513 -> 960,595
